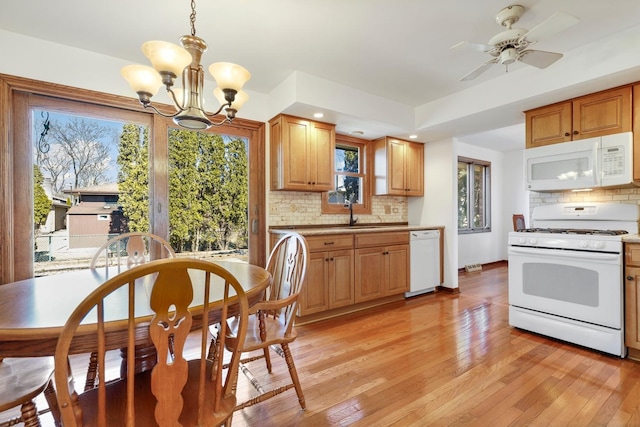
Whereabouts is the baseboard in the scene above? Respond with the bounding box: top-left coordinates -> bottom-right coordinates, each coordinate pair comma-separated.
436,285 -> 460,294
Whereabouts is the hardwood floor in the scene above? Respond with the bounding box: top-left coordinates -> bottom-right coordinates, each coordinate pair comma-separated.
10,262 -> 640,426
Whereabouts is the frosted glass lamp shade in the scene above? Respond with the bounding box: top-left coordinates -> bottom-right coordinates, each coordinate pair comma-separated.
142,41 -> 192,77
209,62 -> 251,91
214,87 -> 249,111
121,65 -> 163,95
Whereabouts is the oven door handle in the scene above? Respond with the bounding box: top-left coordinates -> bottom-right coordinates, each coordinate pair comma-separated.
509,246 -> 621,262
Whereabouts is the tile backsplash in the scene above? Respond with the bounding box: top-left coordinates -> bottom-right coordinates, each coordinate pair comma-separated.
269,191 -> 407,227
529,187 -> 640,217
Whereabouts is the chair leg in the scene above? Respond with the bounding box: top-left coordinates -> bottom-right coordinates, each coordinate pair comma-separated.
44,380 -> 62,427
258,312 -> 272,372
281,343 -> 306,410
84,351 -> 98,391
262,347 -> 272,373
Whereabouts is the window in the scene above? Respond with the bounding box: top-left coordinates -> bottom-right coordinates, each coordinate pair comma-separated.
458,157 -> 491,233
321,135 -> 371,215
1,75 -> 267,283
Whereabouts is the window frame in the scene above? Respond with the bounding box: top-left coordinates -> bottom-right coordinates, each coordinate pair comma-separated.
458,156 -> 491,234
321,134 -> 371,215
0,73 -> 266,283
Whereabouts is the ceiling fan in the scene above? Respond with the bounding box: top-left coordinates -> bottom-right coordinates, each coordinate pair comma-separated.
452,4 -> 579,81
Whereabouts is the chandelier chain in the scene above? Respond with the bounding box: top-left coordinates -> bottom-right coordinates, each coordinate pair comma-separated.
190,0 -> 197,36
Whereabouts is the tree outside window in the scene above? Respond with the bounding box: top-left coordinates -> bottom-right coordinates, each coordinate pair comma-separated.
321,135 -> 371,215
458,157 -> 491,233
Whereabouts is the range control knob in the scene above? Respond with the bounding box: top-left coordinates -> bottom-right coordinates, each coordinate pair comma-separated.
529,238 -> 537,245
592,241 -> 605,249
578,240 -> 589,249
518,237 -> 526,244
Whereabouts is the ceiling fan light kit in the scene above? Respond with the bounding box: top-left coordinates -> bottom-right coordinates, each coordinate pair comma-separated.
452,4 -> 579,81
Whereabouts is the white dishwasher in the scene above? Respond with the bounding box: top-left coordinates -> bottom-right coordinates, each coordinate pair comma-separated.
405,229 -> 440,297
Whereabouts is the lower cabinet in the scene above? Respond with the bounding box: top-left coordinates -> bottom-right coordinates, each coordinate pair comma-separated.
297,234 -> 355,316
271,230 -> 411,318
625,243 -> 640,355
353,231 -> 409,303
354,245 -> 409,302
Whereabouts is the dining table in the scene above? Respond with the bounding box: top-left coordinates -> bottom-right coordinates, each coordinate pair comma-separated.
0,260 -> 272,358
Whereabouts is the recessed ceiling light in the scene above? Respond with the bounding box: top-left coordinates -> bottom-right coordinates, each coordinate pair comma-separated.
409,134 -> 418,139
313,112 -> 324,118
350,131 -> 364,136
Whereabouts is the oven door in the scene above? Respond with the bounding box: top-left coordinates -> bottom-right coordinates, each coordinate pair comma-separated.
508,245 -> 622,329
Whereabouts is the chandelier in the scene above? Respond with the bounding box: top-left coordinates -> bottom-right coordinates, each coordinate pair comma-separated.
121,0 -> 250,130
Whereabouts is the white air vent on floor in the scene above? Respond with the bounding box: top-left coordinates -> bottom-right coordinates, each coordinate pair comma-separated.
465,263 -> 482,273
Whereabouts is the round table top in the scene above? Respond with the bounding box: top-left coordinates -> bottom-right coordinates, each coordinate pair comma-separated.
0,260 -> 271,357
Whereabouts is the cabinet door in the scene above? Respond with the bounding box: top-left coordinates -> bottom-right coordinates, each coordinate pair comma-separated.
385,244 -> 409,295
329,249 -> 354,308
354,248 -> 386,302
282,117 -> 311,191
405,142 -> 424,196
573,86 -> 632,140
625,266 -> 640,350
525,102 -> 573,148
299,251 -> 329,315
387,139 -> 407,195
311,122 -> 335,191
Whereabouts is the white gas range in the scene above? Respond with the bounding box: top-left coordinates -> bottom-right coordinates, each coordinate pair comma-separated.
508,202 -> 640,357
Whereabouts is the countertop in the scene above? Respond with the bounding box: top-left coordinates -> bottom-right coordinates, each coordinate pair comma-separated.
269,224 -> 444,236
623,234 -> 640,243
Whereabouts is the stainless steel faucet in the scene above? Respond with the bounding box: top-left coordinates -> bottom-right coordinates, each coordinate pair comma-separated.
345,197 -> 358,226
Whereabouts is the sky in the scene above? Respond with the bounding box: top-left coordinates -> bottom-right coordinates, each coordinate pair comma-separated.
34,109 -> 122,185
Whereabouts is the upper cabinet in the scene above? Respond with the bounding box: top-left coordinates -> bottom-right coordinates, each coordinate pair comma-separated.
525,86 -> 632,149
270,114 -> 335,192
373,137 -> 424,196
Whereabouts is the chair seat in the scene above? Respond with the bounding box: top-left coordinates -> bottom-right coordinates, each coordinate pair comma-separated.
78,359 -> 235,427
227,314 -> 298,353
0,357 -> 54,412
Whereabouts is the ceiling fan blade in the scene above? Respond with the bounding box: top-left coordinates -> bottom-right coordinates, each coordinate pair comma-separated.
459,58 -> 499,81
519,12 -> 579,43
451,40 -> 494,53
518,49 -> 563,69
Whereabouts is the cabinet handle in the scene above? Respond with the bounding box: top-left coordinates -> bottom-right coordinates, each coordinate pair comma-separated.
564,132 -> 570,137
628,276 -> 635,281
325,258 -> 330,262
330,257 -> 334,261
573,130 -> 579,135
324,241 -> 334,245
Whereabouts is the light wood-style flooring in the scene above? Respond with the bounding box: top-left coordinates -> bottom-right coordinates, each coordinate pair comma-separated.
11,262 -> 640,426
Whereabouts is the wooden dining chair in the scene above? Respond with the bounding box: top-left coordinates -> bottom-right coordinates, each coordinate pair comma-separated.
0,357 -> 60,427
90,232 -> 176,276
54,258 -> 249,427
216,232 -> 309,411
85,232 -> 176,391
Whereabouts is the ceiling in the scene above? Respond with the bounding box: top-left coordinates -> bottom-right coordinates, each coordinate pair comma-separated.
2,0 -> 640,151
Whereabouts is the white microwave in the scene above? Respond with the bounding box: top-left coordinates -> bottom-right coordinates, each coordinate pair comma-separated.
524,132 -> 633,191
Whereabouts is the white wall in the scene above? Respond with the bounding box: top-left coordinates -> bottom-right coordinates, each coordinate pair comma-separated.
502,149 -> 528,259
409,138 -> 458,289
0,30 -> 269,123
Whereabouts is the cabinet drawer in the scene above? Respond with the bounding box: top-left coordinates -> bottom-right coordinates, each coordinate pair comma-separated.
355,232 -> 409,248
625,243 -> 640,267
306,234 -> 354,252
